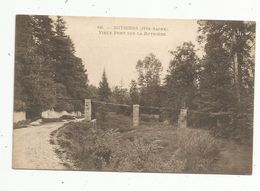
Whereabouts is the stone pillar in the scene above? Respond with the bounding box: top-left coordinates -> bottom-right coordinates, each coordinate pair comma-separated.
133,104 -> 140,127
178,108 -> 188,128
84,99 -> 91,121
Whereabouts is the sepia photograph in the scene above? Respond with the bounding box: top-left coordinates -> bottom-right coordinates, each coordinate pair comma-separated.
12,15 -> 255,175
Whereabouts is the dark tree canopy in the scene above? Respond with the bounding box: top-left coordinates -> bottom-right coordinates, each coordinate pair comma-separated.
197,20 -> 255,135
197,20 -> 255,111
165,42 -> 199,110
14,15 -> 89,117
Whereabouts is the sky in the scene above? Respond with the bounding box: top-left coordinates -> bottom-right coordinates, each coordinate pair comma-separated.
63,16 -> 200,88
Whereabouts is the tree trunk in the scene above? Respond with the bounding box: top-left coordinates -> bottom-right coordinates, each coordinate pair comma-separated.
232,30 -> 241,109
232,28 -> 246,140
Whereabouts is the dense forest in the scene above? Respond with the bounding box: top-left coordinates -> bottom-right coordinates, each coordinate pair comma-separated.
14,16 -> 255,140
14,15 -> 88,118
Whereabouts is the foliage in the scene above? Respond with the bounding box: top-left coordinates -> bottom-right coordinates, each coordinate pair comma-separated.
110,83 -> 131,115
111,84 -> 129,104
88,84 -> 99,99
165,42 -> 199,110
92,111 -> 132,131
14,15 -> 89,118
174,128 -> 220,172
197,20 -> 255,138
136,53 -> 163,107
136,53 -> 162,87
98,70 -> 111,101
13,120 -> 31,129
55,121 -> 180,172
52,16 -> 88,109
129,80 -> 139,104
54,118 -> 220,173
53,83 -> 74,112
13,99 -> 26,112
96,105 -> 109,129
15,16 -> 56,117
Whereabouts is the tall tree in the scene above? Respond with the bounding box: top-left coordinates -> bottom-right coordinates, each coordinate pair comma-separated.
198,20 -> 255,110
136,53 -> 162,87
14,15 -> 90,117
165,42 -> 199,110
198,20 -> 255,133
52,16 -> 89,112
15,15 -> 56,118
55,16 -> 67,37
14,15 -> 32,111
98,70 -> 111,101
136,53 -> 163,107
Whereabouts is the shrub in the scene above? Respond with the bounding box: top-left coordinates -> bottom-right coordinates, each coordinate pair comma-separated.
108,137 -> 165,172
54,99 -> 74,113
158,110 -> 179,124
140,114 -> 151,122
96,105 -> 109,129
13,120 -> 31,129
71,128 -> 167,171
54,121 -> 220,173
55,122 -> 184,172
96,112 -> 132,132
187,111 -> 213,128
173,128 -> 220,173
60,115 -> 76,120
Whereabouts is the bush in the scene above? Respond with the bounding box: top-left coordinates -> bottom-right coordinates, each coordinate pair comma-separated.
13,120 -> 31,129
93,111 -> 132,132
140,114 -> 160,122
78,131 -> 184,172
54,121 -> 220,173
187,111 -> 253,144
158,110 -> 179,124
60,115 -> 76,120
54,99 -> 74,113
55,121 -> 184,172
140,114 -> 151,122
173,128 -> 220,173
96,105 -> 109,129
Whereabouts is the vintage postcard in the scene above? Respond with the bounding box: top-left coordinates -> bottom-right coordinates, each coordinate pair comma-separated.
13,15 -> 255,174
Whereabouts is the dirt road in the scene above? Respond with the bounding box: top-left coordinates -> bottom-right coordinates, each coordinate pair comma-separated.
211,139 -> 253,175
13,122 -> 67,170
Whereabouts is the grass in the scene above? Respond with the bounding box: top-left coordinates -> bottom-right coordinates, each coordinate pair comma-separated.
98,112 -> 133,132
51,112 -> 231,173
